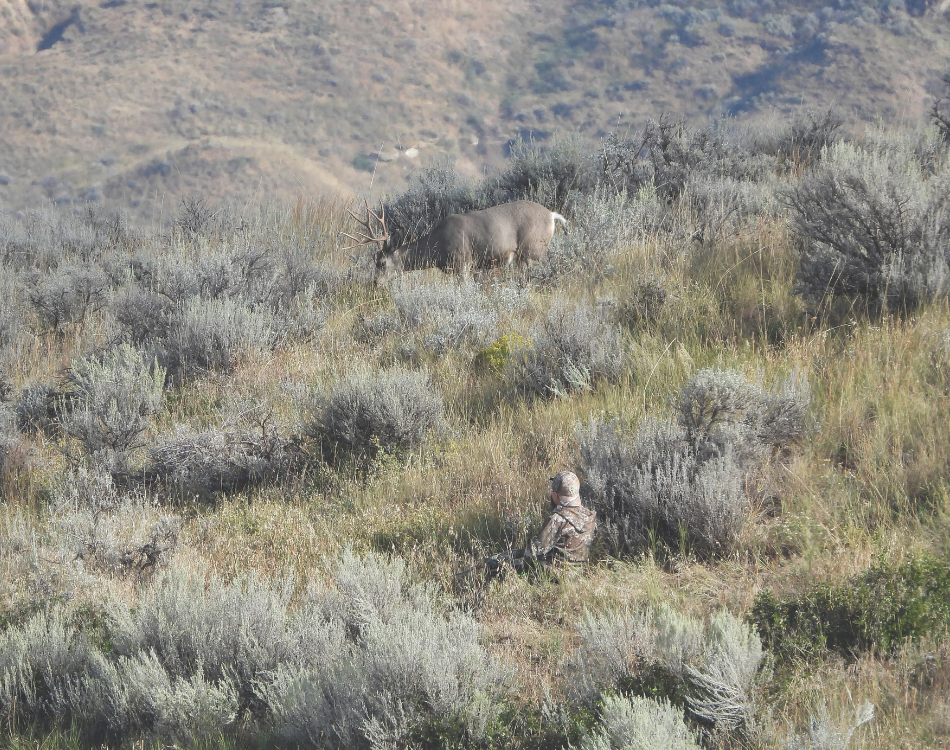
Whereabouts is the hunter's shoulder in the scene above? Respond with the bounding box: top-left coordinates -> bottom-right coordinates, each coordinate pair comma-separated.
561,505 -> 595,519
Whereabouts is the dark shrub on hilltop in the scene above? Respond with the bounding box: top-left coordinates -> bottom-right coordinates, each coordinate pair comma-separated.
930,68 -> 950,144
492,133 -> 600,213
768,108 -> 845,170
27,261 -> 111,333
601,115 -> 774,202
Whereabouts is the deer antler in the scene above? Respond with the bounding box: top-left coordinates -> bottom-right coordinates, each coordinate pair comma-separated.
341,199 -> 389,252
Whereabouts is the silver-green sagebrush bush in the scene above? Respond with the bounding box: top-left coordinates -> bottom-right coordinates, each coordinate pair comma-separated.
514,301 -> 623,398
573,695 -> 701,750
117,564 -> 296,689
308,369 -> 447,461
0,205 -> 136,271
52,464 -> 122,512
0,607 -> 99,723
580,369 -> 809,557
685,610 -> 766,731
51,469 -> 180,575
258,551 -> 508,750
153,242 -> 332,309
684,171 -> 778,244
572,608 -> 655,695
571,605 -> 702,704
579,416 -> 747,557
0,210 -> 74,269
0,386 -> 25,476
597,109 -> 780,245
162,296 -> 276,377
271,282 -> 329,343
0,424 -> 22,478
113,243 -> 332,348
530,189 -> 637,284
0,563 -> 304,743
173,196 -> 225,239
362,278 -> 530,356
64,651 -> 239,746
391,277 -> 501,354
110,284 -> 174,344
785,126 -> 950,313
572,605 -> 765,734
783,701 -> 875,750
14,382 -> 57,435
0,266 -> 23,353
26,261 -> 112,333
58,344 -> 165,462
677,368 -> 811,463
0,551 -> 507,748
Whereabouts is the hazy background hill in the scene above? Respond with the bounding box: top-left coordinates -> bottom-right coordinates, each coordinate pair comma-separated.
1,0 -> 949,222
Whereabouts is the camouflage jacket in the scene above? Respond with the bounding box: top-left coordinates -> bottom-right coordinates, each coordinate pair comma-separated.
527,505 -> 597,563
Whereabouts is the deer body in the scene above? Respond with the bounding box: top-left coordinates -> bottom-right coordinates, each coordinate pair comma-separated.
375,201 -> 567,283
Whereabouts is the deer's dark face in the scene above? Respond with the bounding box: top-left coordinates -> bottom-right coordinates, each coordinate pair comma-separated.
373,246 -> 404,285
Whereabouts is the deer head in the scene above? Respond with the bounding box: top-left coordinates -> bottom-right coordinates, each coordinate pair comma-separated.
342,200 -> 393,282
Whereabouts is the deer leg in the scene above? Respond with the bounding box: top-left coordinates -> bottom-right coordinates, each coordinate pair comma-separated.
516,257 -> 532,284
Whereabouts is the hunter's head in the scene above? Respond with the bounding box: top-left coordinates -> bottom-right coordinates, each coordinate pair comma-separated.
549,470 -> 581,508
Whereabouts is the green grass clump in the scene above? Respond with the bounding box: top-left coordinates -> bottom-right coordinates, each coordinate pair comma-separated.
751,555 -> 950,663
474,333 -> 529,375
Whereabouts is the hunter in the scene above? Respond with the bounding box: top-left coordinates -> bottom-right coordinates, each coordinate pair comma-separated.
486,470 -> 597,578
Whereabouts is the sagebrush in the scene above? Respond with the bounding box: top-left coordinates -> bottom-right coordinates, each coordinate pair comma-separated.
580,369 -> 809,557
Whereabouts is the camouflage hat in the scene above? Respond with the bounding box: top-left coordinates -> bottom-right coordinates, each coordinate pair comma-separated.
550,470 -> 580,501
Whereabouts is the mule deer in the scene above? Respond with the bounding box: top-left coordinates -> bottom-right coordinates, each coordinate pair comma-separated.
343,200 -> 567,284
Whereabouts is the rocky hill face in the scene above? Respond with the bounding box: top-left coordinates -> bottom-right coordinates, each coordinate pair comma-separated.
1,0 -> 948,221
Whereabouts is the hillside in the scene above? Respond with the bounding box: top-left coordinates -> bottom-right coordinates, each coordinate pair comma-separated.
1,0 -> 949,221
